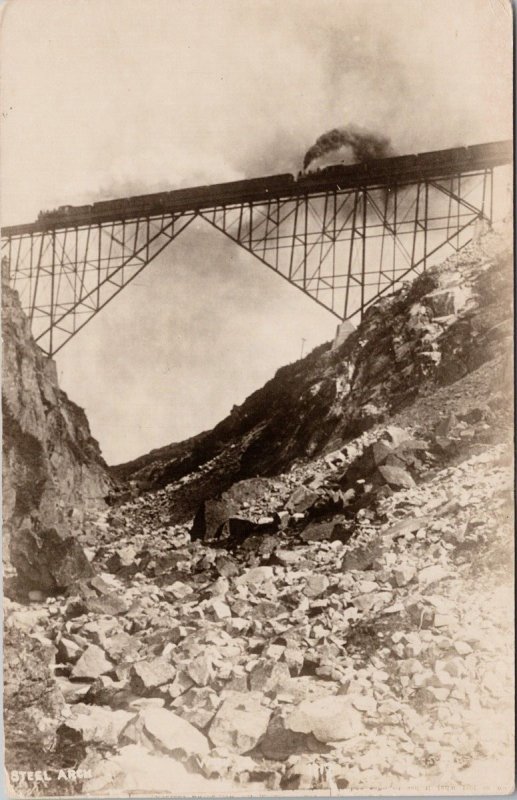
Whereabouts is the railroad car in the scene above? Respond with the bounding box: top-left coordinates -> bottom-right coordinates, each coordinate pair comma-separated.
35,142 -> 511,228
468,140 -> 512,165
38,204 -> 93,223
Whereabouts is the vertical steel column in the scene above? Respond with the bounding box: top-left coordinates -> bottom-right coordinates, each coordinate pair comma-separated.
456,175 -> 461,251
332,191 -> 337,309
490,169 -> 494,223
49,230 -> 56,355
303,195 -> 308,290
360,188 -> 367,315
121,220 -> 126,285
480,169 -> 488,218
30,233 -> 45,326
74,227 -> 78,318
262,199 -> 271,259
423,182 -> 429,271
411,183 -> 420,266
28,234 -> 34,321
318,192 -> 329,295
392,185 -> 397,283
344,190 -> 359,319
237,205 -> 244,242
378,188 -> 389,291
289,198 -> 300,280
446,177 -> 453,240
275,199 -> 280,272
97,224 -> 102,308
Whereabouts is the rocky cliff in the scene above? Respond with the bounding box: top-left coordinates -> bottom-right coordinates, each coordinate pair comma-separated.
2,281 -> 113,591
113,227 -> 513,527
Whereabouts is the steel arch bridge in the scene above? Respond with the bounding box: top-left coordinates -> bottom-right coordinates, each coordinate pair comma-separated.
1,139 -> 512,357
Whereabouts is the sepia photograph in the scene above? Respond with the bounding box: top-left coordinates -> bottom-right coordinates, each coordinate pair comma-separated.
0,0 -> 514,796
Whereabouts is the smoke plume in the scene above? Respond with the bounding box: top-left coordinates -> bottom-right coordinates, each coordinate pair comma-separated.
303,125 -> 394,170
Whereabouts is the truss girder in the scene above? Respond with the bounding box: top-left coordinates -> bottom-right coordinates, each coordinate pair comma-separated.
2,169 -> 492,356
5,212 -> 196,354
199,169 -> 492,321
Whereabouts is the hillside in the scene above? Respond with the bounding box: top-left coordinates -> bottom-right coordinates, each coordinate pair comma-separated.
3,224 -> 513,797
112,226 -> 513,526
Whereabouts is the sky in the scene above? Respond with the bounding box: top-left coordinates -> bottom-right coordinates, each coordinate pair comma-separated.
0,0 -> 513,464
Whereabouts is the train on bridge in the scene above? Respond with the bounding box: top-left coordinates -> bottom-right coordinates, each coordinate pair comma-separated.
34,139 -> 511,229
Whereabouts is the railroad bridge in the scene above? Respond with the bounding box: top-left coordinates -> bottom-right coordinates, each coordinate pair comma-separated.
1,139 -> 512,356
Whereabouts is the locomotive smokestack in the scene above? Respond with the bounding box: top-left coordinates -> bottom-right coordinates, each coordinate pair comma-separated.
303,124 -> 394,170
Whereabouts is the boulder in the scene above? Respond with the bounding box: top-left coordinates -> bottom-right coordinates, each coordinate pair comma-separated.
235,566 -> 274,587
10,526 -> 94,593
186,654 -> 215,687
71,645 -> 113,680
376,465 -> 416,489
418,564 -> 450,586
223,477 -> 272,506
286,695 -> 365,743
260,712 -> 312,761
85,592 -> 129,616
80,743 -> 223,795
190,497 -> 238,543
215,554 -> 240,578
340,441 -> 392,485
107,545 -> 138,573
56,635 -> 86,664
142,707 -> 210,756
209,692 -> 272,753
393,564 -> 416,587
385,517 -> 431,539
300,516 -> 353,544
60,704 -> 135,747
249,660 -> 290,694
168,580 -> 193,599
83,675 -> 134,708
102,631 -> 141,664
224,516 -> 257,545
303,574 -> 329,598
208,599 -> 231,620
286,486 -> 321,514
130,658 -> 177,692
173,687 -> 221,729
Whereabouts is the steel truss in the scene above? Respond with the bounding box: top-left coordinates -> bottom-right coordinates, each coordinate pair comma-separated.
3,169 -> 493,356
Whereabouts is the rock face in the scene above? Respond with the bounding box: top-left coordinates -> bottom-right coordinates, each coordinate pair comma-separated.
113,231 -> 513,529
2,281 -> 113,589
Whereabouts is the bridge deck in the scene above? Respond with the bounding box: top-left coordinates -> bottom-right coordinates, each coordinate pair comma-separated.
2,140 -> 512,238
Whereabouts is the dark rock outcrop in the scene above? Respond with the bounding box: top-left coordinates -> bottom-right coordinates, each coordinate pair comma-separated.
2,281 -> 113,591
10,525 -> 95,593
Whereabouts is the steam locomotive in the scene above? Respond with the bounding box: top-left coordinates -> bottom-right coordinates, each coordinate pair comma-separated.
37,140 -> 510,227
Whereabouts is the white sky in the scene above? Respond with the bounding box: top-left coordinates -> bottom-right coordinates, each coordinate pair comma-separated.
0,0 -> 513,464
